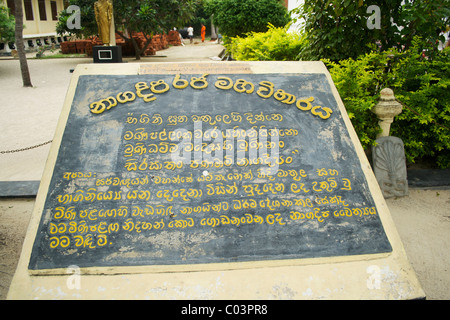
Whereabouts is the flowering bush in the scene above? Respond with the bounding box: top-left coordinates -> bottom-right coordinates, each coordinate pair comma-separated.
225,23 -> 307,61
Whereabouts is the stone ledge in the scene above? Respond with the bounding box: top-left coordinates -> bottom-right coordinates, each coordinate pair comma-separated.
407,169 -> 450,189
0,181 -> 40,197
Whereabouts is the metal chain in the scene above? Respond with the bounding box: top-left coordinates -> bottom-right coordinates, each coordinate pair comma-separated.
0,140 -> 53,154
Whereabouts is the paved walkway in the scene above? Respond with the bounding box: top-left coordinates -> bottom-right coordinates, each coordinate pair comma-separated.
0,40 -> 225,192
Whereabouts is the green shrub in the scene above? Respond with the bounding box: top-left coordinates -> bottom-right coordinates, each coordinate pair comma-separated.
225,23 -> 307,61
322,51 -> 389,149
325,38 -> 450,168
205,0 -> 290,38
390,40 -> 450,168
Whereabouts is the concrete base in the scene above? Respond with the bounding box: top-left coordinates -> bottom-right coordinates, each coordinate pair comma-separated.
7,61 -> 425,300
93,45 -> 122,63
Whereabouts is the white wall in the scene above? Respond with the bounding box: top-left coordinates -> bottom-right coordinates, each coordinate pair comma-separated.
287,0 -> 304,32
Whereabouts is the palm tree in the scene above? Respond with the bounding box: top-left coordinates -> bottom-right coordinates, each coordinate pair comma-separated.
14,0 -> 32,87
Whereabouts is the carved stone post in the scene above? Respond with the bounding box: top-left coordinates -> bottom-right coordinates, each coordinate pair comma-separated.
372,88 -> 403,138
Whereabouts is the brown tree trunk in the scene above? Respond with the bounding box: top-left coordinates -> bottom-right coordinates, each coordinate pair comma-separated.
130,36 -> 141,60
140,33 -> 153,56
14,0 -> 32,87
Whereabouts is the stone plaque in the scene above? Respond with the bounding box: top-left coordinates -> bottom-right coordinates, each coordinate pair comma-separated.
27,72 -> 393,273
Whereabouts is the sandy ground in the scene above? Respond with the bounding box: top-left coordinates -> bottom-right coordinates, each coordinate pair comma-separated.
386,190 -> 450,300
1,39 -> 449,300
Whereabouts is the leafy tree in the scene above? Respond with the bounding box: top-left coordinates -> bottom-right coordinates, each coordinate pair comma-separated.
296,0 -> 404,61
187,1 -> 212,37
205,0 -> 290,38
296,0 -> 449,61
57,0 -> 199,60
0,5 -> 15,43
400,0 -> 450,50
56,0 -> 97,37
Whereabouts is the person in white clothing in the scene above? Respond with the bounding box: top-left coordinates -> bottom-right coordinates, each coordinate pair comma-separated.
187,26 -> 194,44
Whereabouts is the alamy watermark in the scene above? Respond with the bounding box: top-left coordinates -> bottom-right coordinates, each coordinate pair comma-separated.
170,121 -> 281,176
66,5 -> 81,30
366,265 -> 382,290
66,265 -> 81,290
367,5 -> 381,30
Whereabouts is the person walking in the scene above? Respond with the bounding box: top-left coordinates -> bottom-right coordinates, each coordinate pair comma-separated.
201,24 -> 206,43
187,25 -> 194,44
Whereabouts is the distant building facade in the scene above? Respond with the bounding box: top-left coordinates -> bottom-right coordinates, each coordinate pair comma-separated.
286,0 -> 304,32
1,0 -> 67,55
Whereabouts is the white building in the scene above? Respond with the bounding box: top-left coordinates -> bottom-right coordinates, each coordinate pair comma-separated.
286,0 -> 305,32
1,0 -> 67,55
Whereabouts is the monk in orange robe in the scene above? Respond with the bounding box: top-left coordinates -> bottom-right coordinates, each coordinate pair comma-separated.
201,24 -> 206,43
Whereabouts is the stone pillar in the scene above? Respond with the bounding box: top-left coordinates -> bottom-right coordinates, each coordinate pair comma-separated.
372,88 -> 403,138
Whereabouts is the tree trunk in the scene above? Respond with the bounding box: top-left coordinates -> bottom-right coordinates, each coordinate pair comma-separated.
130,36 -> 141,60
14,0 -> 32,87
140,33 -> 153,57
116,31 -> 151,61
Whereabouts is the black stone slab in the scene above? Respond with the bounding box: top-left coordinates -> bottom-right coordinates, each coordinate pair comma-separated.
408,169 -> 450,189
93,45 -> 122,63
0,181 -> 40,197
28,73 -> 392,272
